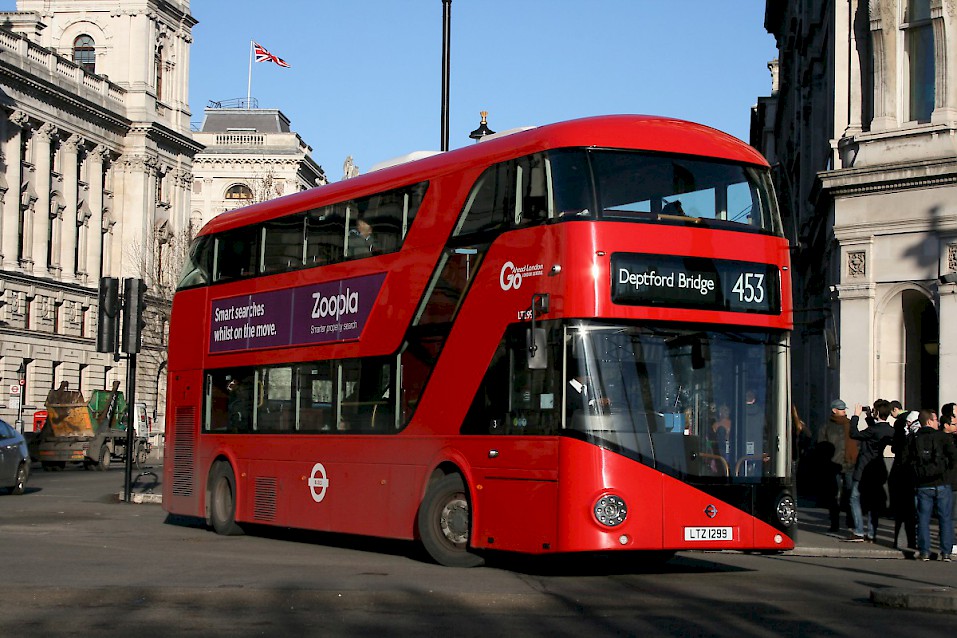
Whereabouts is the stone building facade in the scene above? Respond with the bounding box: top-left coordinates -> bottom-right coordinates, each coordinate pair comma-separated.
190,106 -> 326,228
752,0 -> 957,431
0,0 -> 200,435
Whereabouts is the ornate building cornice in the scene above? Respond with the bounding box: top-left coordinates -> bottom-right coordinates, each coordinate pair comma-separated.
8,109 -> 29,128
35,122 -> 58,142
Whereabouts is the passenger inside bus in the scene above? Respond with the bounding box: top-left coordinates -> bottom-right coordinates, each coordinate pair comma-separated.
661,200 -> 686,216
348,217 -> 374,255
711,404 -> 732,463
226,376 -> 254,433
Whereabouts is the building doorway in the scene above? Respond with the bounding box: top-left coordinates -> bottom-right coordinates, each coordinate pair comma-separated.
902,290 -> 938,409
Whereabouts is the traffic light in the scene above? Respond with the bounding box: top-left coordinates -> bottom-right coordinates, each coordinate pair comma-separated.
96,277 -> 120,353
121,278 -> 148,354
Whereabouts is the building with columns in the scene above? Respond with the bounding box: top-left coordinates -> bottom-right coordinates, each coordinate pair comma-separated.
0,0 -> 200,435
190,105 -> 326,228
752,0 -> 957,432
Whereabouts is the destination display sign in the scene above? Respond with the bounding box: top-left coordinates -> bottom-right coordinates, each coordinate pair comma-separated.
611,253 -> 780,314
209,272 -> 387,353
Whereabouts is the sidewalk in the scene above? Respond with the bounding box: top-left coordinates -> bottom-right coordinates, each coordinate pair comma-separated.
793,504 -> 906,559
784,505 -> 957,611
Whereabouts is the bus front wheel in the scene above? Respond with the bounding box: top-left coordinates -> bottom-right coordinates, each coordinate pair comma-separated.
417,473 -> 484,568
209,462 -> 244,536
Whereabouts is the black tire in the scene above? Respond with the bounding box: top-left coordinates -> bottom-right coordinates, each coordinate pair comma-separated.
134,442 -> 148,469
417,473 -> 484,567
208,462 -> 244,536
96,444 -> 111,471
11,462 -> 28,495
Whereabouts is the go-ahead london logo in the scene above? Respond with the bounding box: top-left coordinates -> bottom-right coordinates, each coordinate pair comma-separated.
499,260 -> 545,291
309,462 -> 330,502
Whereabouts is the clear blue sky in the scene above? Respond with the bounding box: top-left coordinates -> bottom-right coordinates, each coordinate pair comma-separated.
15,1 -> 779,180
188,1 -> 776,178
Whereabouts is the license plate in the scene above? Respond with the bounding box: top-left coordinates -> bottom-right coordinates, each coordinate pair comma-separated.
684,526 -> 733,541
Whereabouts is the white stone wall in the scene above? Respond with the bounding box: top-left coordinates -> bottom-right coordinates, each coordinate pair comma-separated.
755,0 -> 957,431
0,0 -> 199,434
826,0 -> 957,409
191,119 -> 326,227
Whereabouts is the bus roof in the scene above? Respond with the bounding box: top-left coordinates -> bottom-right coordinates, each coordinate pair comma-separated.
198,114 -> 769,237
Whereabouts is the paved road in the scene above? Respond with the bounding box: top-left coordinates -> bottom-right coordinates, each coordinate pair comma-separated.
2,463 -> 957,637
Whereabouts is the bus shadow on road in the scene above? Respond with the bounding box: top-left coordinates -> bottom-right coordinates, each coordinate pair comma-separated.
162,515 -> 753,575
484,551 -> 753,576
163,514 -> 424,559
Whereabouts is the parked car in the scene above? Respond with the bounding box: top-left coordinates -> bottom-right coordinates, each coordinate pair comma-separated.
0,419 -> 29,495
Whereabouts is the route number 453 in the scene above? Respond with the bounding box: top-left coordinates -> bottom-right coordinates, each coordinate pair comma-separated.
732,273 -> 766,304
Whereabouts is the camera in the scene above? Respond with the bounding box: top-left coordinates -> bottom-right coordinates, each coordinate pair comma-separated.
862,406 -> 871,414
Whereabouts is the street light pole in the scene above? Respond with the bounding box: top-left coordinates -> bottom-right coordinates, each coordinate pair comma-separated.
441,0 -> 451,152
16,362 -> 25,433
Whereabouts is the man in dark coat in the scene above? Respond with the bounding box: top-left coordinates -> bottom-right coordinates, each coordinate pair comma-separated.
889,410 -> 919,557
818,399 -> 858,532
912,410 -> 957,561
846,399 -> 894,542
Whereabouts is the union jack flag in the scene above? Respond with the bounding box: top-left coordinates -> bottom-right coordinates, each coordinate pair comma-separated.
253,41 -> 290,68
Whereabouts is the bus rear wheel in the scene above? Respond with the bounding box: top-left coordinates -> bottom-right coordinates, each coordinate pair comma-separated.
209,462 -> 244,536
417,473 -> 484,567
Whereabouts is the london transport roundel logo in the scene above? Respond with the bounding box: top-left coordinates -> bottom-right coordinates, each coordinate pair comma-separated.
500,261 -> 523,290
309,463 -> 329,502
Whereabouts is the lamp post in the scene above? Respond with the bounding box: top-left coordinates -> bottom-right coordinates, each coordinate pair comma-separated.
16,362 -> 25,433
441,0 -> 451,152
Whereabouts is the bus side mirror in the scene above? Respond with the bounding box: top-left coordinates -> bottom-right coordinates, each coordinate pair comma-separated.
527,328 -> 547,370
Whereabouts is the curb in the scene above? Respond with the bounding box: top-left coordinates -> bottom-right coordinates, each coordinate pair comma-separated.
116,492 -> 163,504
789,546 -> 904,559
871,587 -> 957,613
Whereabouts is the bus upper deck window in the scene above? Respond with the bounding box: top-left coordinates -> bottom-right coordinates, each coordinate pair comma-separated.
262,215 -> 306,274
306,205 -> 346,266
177,235 -> 213,289
590,150 -> 782,235
547,150 -> 594,219
213,227 -> 260,282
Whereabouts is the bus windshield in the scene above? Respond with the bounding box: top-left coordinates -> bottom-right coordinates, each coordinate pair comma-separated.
551,149 -> 781,235
565,322 -> 789,482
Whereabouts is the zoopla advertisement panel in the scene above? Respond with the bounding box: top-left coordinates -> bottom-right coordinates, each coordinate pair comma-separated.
208,273 -> 387,353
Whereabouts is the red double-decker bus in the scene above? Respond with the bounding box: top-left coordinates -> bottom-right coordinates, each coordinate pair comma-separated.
163,115 -> 795,567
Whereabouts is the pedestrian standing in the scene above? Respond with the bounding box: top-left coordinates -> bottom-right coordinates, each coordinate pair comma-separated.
943,412 -> 957,557
890,400 -> 904,422
911,409 -> 957,561
889,410 -> 919,557
818,399 -> 857,533
847,399 -> 895,542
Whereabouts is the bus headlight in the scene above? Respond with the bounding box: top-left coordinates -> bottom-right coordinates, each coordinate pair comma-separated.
594,495 -> 627,527
776,494 -> 796,527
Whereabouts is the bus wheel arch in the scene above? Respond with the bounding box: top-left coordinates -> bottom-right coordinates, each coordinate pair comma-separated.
417,470 -> 484,568
207,459 -> 244,536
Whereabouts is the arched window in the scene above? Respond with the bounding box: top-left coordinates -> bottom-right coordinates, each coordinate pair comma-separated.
225,184 -> 253,200
73,35 -> 95,73
905,0 -> 934,122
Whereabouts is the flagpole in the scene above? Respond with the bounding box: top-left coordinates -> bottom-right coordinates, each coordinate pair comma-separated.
246,40 -> 253,109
